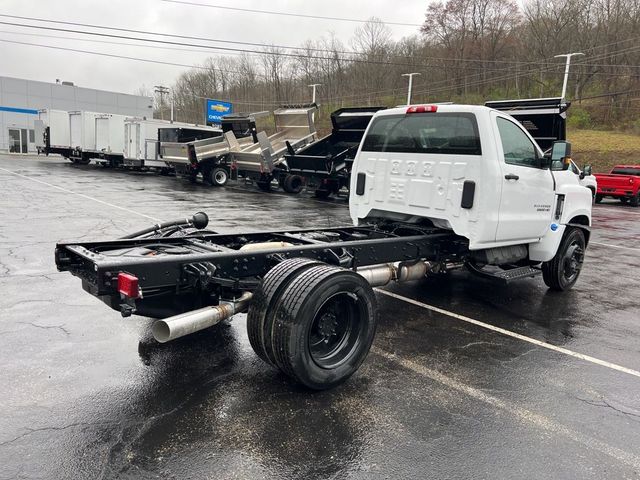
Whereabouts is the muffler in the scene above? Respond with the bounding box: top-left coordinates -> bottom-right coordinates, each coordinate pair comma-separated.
152,292 -> 253,343
357,261 -> 432,287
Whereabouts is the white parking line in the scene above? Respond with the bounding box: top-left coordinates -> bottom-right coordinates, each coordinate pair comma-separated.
6,164 -> 640,380
374,347 -> 640,470
590,241 -> 640,252
376,289 -> 640,380
0,167 -> 162,222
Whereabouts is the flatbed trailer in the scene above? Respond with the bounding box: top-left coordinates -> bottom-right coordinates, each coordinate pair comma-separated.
282,107 -> 385,197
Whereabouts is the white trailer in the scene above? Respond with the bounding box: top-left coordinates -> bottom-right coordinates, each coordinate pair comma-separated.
34,109 -> 72,159
68,111 -> 99,164
91,113 -> 127,166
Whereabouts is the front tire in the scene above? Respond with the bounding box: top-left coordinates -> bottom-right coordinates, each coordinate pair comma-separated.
630,194 -> 640,207
542,227 -> 586,291
595,194 -> 603,204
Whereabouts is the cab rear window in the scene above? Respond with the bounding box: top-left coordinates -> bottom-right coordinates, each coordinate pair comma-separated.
361,113 -> 481,155
611,167 -> 640,176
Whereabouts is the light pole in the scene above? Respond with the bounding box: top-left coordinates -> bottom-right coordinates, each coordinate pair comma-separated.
154,85 -> 171,121
308,84 -> 321,104
554,53 -> 584,100
402,73 -> 421,105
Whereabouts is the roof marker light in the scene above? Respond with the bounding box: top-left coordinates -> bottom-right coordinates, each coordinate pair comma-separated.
406,105 -> 438,114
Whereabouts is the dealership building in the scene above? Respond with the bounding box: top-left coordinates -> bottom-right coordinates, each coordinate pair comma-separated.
0,76 -> 153,153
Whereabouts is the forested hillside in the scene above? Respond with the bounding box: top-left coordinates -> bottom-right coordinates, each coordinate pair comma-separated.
149,0 -> 640,132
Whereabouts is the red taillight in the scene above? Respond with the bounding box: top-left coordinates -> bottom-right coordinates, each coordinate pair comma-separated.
406,105 -> 438,114
118,272 -> 140,299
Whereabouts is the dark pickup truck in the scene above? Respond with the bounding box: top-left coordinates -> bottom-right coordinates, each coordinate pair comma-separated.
282,107 -> 385,198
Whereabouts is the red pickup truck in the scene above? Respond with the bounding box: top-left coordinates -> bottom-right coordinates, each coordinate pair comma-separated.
595,165 -> 640,206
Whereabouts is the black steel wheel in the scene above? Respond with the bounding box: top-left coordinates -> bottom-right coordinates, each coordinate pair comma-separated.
247,258 -> 323,366
595,194 -> 603,204
210,167 -> 229,187
270,264 -> 377,390
542,227 -> 586,291
282,174 -> 304,194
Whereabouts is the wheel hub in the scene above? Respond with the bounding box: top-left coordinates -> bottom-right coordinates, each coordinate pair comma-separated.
317,311 -> 338,342
563,243 -> 584,279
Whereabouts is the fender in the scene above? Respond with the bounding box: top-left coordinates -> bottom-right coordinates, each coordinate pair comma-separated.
555,183 -> 592,226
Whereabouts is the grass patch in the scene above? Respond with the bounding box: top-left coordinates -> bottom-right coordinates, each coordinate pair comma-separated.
569,129 -> 640,173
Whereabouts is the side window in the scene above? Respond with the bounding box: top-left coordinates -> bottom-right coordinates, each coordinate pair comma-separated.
496,117 -> 539,168
569,161 -> 579,175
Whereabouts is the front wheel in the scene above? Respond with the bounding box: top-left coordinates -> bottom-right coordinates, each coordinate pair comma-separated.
630,194 -> 640,207
595,194 -> 603,204
542,227 -> 586,291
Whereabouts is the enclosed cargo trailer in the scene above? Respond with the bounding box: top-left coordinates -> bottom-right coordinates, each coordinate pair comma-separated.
35,109 -> 72,160
90,113 -> 127,166
68,111 -> 99,164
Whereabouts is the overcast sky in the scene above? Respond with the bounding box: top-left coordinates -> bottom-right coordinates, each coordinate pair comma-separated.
0,0 -> 427,95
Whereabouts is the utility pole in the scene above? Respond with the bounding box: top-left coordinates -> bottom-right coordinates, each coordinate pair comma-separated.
308,83 -> 321,122
154,85 -> 171,121
308,83 -> 322,104
402,73 -> 421,105
554,53 -> 584,100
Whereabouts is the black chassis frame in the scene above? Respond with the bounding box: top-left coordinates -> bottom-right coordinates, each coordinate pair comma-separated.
55,223 -> 466,318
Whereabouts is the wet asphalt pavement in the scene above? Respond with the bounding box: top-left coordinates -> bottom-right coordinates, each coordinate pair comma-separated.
1,153 -> 640,479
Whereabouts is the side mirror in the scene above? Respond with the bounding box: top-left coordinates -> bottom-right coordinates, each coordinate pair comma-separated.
551,141 -> 572,171
583,165 -> 592,176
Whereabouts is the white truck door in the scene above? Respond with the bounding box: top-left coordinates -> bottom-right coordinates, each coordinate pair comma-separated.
493,114 -> 555,243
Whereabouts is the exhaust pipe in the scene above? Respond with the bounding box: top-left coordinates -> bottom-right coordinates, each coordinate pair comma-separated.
357,261 -> 433,287
152,292 -> 253,343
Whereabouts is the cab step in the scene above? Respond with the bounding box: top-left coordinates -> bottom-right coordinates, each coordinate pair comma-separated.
466,263 -> 542,284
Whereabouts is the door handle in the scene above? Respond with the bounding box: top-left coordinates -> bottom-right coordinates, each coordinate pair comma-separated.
504,174 -> 519,181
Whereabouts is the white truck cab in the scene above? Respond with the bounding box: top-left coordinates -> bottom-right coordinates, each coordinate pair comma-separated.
350,104 -> 592,276
570,160 -> 597,196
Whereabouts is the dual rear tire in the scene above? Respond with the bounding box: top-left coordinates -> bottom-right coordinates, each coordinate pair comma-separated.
247,258 -> 377,390
204,166 -> 229,186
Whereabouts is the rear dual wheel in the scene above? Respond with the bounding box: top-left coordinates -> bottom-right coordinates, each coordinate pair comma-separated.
282,174 -> 304,194
247,258 -> 377,390
208,167 -> 228,187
